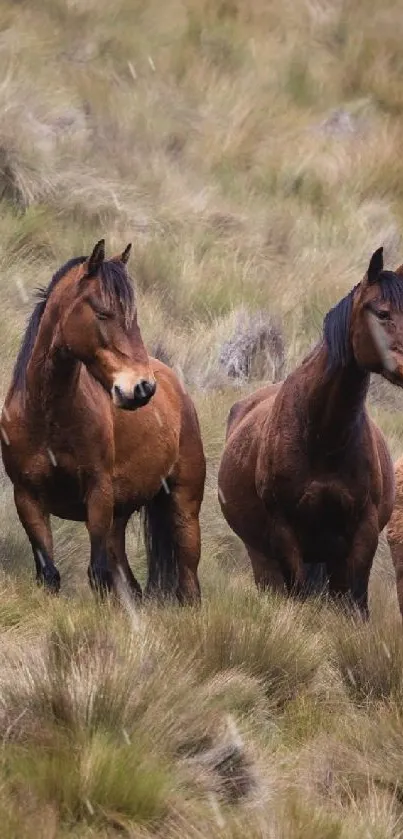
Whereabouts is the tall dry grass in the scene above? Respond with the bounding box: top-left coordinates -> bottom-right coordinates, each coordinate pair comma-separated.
0,0 -> 403,835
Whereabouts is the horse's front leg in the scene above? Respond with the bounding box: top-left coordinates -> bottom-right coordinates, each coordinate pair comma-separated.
245,543 -> 287,593
86,479 -> 114,598
107,514 -> 143,601
268,517 -> 305,596
14,486 -> 60,592
328,510 -> 378,620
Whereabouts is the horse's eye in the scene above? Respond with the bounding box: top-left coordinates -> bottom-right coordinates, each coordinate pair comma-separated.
376,310 -> 391,322
95,310 -> 113,321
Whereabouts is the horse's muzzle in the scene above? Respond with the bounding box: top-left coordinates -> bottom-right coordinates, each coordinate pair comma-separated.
112,378 -> 157,410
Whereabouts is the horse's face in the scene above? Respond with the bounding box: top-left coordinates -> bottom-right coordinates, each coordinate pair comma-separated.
352,247 -> 403,385
60,240 -> 156,410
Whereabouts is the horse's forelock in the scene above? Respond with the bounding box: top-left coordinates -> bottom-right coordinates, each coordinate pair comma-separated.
98,260 -> 136,328
378,270 -> 403,311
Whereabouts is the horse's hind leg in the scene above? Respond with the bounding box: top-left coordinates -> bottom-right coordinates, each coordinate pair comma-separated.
107,515 -> 142,601
14,487 -> 60,593
143,482 -> 202,605
143,399 -> 205,605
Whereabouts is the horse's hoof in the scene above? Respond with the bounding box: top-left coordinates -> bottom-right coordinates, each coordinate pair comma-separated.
38,566 -> 61,594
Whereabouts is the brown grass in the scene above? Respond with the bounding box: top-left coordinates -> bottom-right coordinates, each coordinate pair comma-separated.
0,0 -> 403,836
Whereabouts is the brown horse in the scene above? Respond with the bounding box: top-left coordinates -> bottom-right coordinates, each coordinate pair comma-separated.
218,247 -> 403,617
386,457 -> 403,619
1,240 -> 205,603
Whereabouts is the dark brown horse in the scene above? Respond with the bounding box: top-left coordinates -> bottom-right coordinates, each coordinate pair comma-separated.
1,240 -> 205,603
218,248 -> 403,617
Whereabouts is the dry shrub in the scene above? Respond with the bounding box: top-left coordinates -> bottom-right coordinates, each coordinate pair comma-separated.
219,307 -> 285,383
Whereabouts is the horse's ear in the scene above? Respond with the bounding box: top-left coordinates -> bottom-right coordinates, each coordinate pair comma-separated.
87,239 -> 105,273
367,246 -> 384,284
121,243 -> 132,264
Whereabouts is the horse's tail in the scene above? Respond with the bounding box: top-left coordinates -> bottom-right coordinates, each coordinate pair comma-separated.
141,485 -> 178,599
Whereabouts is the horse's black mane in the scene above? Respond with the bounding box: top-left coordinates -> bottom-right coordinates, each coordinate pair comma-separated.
323,270 -> 403,370
11,254 -> 135,397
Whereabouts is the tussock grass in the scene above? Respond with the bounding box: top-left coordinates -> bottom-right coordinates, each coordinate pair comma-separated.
1,0 -> 403,836
2,579 -> 403,836
155,590 -> 329,707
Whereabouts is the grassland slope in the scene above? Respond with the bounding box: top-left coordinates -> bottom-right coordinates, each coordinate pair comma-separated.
1,0 -> 403,836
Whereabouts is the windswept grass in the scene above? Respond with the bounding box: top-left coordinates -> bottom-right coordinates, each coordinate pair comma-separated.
0,576 -> 403,837
0,0 -> 403,836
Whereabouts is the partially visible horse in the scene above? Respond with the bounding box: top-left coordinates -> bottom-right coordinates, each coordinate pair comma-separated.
386,458 -> 403,619
218,248 -> 403,617
1,240 -> 206,603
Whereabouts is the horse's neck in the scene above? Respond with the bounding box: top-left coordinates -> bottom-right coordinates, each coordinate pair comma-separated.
304,343 -> 369,453
26,318 -> 80,422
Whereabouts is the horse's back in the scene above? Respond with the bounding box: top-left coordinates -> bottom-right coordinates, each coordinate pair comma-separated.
225,382 -> 281,440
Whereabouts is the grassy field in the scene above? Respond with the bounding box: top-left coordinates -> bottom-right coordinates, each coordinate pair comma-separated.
2,0 -> 403,835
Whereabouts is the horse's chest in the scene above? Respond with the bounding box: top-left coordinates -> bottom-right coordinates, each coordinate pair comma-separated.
113,419 -> 178,504
266,449 -> 370,535
271,439 -> 371,496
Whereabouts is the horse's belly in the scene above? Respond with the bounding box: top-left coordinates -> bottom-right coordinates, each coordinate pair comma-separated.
48,502 -> 86,522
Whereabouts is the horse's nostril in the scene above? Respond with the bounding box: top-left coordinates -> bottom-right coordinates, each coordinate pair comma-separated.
134,379 -> 156,401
